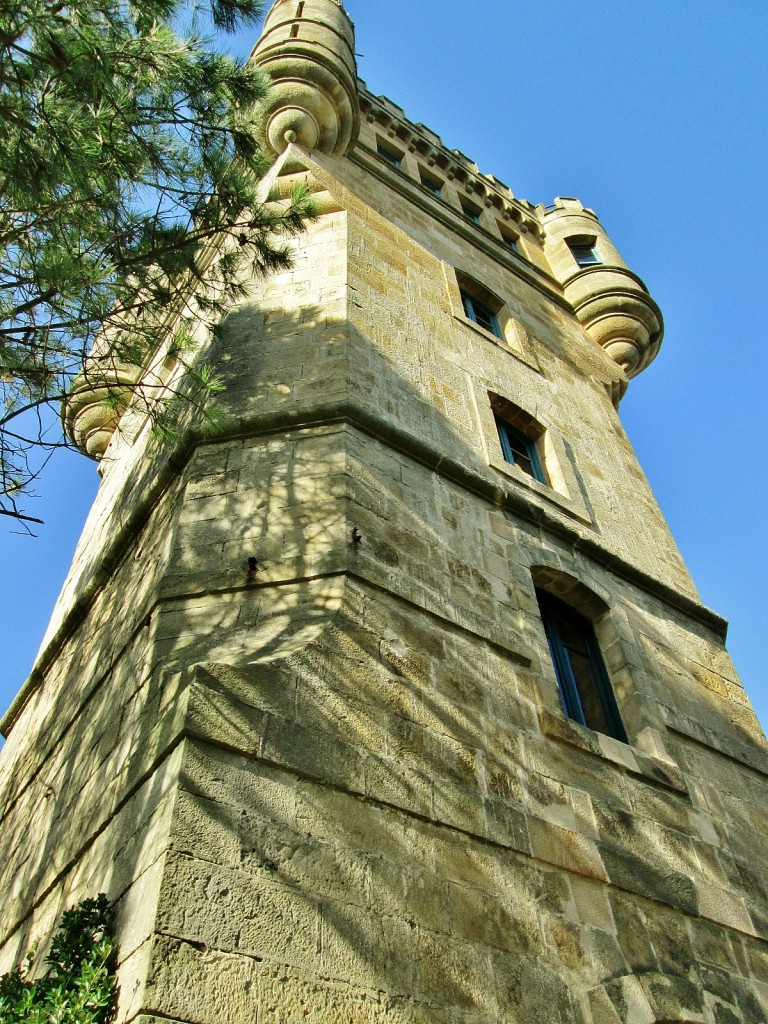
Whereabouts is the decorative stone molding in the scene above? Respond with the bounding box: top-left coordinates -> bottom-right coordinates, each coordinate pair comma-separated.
63,360 -> 143,460
250,0 -> 360,157
358,86 -> 544,239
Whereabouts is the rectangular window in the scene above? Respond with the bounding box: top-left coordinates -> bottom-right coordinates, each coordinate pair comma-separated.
461,200 -> 482,224
461,291 -> 501,338
419,171 -> 442,197
496,419 -> 547,484
567,241 -> 603,267
377,144 -> 402,169
537,592 -> 627,742
500,231 -> 520,255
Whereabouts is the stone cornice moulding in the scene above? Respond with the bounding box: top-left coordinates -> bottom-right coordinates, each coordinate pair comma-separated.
347,147 -> 568,310
358,85 -> 544,239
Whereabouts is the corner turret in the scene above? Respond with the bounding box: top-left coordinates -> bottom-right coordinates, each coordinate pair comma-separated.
542,197 -> 663,380
63,360 -> 142,460
250,0 -> 360,157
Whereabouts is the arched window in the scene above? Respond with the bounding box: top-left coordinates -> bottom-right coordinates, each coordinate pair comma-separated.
535,586 -> 627,743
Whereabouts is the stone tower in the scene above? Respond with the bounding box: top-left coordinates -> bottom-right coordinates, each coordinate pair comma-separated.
1,2 -> 766,1021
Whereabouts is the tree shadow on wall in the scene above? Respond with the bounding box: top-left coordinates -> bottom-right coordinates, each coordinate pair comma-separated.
0,303 -> 763,1024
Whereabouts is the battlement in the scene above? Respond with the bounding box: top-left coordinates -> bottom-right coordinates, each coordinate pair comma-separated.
358,82 -> 543,238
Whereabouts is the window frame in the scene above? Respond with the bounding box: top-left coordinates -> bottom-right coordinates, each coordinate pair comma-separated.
460,291 -> 502,339
460,199 -> 482,224
419,170 -> 443,197
377,142 -> 403,169
537,591 -> 627,743
499,228 -> 521,256
567,238 -> 603,268
496,418 -> 547,484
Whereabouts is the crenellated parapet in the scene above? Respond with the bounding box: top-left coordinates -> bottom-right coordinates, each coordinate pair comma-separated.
250,0 -> 360,157
541,197 -> 663,379
358,87 -> 544,241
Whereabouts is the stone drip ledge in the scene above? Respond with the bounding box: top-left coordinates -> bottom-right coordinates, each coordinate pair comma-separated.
662,706 -> 768,777
538,708 -> 689,796
346,147 -> 565,309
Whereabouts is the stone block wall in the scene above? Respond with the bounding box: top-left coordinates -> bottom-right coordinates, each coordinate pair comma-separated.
0,129 -> 766,1023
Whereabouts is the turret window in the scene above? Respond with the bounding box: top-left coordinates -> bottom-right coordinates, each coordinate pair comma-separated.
537,591 -> 627,743
567,237 -> 603,267
461,291 -> 501,338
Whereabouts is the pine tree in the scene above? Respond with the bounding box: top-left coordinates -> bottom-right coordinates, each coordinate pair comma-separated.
0,0 -> 311,525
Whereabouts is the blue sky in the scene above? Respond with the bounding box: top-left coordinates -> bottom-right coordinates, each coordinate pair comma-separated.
1,0 -> 766,737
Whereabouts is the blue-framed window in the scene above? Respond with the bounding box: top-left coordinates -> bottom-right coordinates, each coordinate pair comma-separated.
378,143 -> 402,169
500,231 -> 520,255
420,172 -> 442,197
461,291 -> 501,338
461,200 -> 482,224
567,240 -> 603,267
537,591 -> 627,743
495,419 -> 547,484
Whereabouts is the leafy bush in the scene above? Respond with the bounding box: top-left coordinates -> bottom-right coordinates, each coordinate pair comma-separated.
0,895 -> 116,1023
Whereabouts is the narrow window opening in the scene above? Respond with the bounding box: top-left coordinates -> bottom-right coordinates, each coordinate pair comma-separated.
377,143 -> 403,169
461,291 -> 501,338
567,236 -> 603,267
461,200 -> 482,224
419,170 -> 442,197
495,420 -> 547,484
290,23 -> 300,37
296,1 -> 305,15
537,591 -> 627,742
499,228 -> 521,255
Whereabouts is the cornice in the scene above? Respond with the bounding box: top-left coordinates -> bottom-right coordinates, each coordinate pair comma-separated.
347,146 -> 571,312
358,84 -> 544,238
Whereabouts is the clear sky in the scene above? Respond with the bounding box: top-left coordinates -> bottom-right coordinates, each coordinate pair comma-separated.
1,0 -> 766,740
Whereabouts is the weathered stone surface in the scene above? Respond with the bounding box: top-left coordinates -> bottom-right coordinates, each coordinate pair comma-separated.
0,7 -> 766,1023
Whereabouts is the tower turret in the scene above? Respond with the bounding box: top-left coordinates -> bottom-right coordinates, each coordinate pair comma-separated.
542,196 -> 663,379
250,0 -> 360,157
2,15 -> 766,1024
63,358 -> 142,460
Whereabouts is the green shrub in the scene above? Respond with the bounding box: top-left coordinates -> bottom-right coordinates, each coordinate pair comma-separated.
0,895 -> 116,1024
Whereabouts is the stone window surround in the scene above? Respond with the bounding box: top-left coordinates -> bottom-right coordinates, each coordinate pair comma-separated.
449,268 -> 541,372
417,164 -> 443,196
495,415 -> 548,485
471,380 -> 593,526
528,565 -> 686,786
566,233 -> 603,268
460,196 -> 483,224
497,220 -> 527,260
537,587 -> 629,743
375,136 -> 405,168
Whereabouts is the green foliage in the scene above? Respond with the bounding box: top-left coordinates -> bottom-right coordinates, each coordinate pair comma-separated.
0,895 -> 116,1024
0,0 -> 313,525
